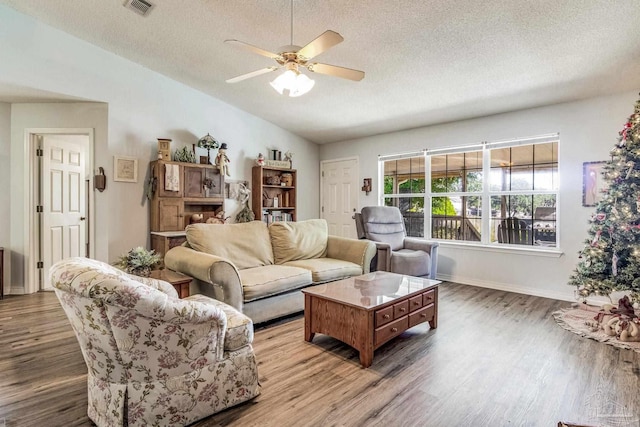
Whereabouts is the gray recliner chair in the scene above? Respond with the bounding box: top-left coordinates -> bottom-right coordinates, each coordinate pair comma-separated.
354,206 -> 439,279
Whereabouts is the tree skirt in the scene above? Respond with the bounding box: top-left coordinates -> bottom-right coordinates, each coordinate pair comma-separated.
553,308 -> 640,353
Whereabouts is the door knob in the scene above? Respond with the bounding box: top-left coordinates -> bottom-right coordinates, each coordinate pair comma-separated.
80,217 -> 86,221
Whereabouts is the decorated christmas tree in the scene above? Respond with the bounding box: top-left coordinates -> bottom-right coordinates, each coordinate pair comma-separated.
569,94 -> 640,303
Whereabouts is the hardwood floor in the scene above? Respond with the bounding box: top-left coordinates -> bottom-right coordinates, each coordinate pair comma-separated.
1,283 -> 639,427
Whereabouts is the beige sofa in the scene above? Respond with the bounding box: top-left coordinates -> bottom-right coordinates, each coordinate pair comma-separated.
165,219 -> 377,323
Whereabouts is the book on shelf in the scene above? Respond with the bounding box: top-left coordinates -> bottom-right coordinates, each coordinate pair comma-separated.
261,210 -> 293,224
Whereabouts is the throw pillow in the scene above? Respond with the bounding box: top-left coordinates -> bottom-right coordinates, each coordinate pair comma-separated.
186,222 -> 274,269
269,219 -> 328,264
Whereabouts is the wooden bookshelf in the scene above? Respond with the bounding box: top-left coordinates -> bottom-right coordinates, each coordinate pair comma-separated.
252,166 -> 296,223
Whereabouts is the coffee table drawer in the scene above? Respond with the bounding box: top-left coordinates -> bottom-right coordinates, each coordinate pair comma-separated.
375,306 -> 394,327
375,316 -> 409,346
409,295 -> 423,312
422,289 -> 436,306
393,300 -> 409,319
409,303 -> 435,328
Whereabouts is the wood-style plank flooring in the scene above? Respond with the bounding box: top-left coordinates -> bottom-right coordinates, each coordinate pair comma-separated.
1,283 -> 639,427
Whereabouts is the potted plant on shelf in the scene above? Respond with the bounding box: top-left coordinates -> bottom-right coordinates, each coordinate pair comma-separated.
114,246 -> 162,277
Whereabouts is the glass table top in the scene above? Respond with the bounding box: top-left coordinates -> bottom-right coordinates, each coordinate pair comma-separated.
302,271 -> 441,310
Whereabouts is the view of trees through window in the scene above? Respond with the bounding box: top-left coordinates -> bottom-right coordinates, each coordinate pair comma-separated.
381,139 -> 558,247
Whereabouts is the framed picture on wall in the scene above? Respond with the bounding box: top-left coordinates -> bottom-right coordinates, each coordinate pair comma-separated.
114,156 -> 138,183
582,161 -> 608,207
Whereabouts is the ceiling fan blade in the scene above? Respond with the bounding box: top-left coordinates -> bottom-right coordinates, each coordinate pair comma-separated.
307,63 -> 365,81
225,39 -> 282,60
297,30 -> 344,61
226,67 -> 279,83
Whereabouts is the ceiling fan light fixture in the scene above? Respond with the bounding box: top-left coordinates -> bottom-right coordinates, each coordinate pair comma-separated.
270,69 -> 315,97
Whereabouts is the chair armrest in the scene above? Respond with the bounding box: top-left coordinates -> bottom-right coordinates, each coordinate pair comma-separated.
125,273 -> 178,298
404,237 -> 439,279
104,290 -> 228,362
165,246 -> 244,311
326,236 -> 377,273
373,242 -> 392,272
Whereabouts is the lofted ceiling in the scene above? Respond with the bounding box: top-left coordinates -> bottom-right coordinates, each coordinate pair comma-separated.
1,0 -> 640,144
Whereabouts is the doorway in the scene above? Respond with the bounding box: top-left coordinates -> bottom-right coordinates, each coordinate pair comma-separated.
320,157 -> 359,238
25,129 -> 94,292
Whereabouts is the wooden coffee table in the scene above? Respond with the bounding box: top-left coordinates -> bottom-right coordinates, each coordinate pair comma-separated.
303,271 -> 441,368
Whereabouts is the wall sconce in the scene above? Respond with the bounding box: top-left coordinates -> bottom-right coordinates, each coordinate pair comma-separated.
362,178 -> 372,195
94,167 -> 106,192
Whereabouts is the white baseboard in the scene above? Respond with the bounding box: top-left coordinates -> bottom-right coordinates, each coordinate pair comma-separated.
436,273 -> 576,302
6,286 -> 25,295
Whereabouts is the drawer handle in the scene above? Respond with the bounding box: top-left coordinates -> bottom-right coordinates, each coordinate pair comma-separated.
421,313 -> 427,317
383,314 -> 390,319
425,296 -> 433,301
399,307 -> 406,312
413,301 -> 420,305
390,327 -> 398,333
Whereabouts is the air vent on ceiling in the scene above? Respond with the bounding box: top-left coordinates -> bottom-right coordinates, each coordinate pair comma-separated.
123,0 -> 154,16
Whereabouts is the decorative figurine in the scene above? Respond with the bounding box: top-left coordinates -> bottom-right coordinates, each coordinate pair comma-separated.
206,210 -> 230,224
284,150 -> 293,168
235,182 -> 255,223
256,152 -> 265,166
216,142 -> 231,176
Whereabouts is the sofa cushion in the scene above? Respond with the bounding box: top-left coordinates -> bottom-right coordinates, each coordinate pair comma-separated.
239,265 -> 312,302
284,258 -> 362,284
184,294 -> 253,351
269,219 -> 328,264
186,222 -> 274,270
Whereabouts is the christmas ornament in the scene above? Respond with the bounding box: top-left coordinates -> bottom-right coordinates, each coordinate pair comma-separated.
612,252 -> 618,276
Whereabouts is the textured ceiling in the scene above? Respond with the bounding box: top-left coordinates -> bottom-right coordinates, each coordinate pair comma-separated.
1,0 -> 640,144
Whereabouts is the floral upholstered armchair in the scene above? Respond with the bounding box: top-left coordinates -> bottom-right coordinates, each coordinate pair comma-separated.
50,257 -> 259,427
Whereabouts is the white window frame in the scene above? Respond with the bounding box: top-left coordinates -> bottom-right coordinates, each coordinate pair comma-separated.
379,134 -> 561,253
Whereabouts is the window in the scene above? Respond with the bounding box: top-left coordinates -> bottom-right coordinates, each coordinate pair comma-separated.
431,149 -> 483,242
379,134 -> 559,248
382,153 -> 425,237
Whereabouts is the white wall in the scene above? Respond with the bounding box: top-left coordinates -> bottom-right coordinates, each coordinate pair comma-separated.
0,5 -> 319,293
320,91 -> 639,301
0,102 -> 10,292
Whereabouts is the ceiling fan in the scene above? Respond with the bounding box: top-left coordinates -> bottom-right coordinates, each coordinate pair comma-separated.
224,1 -> 364,97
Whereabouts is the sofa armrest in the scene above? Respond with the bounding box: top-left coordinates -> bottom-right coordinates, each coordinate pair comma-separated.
165,246 -> 244,311
403,237 -> 439,279
326,236 -> 377,273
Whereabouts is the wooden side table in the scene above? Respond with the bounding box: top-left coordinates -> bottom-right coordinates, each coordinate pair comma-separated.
150,231 -> 187,262
150,269 -> 192,298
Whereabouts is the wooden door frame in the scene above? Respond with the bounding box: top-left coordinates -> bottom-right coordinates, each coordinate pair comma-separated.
319,156 -> 359,221
24,128 -> 95,293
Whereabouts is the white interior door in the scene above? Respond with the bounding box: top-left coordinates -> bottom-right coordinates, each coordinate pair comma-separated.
321,158 -> 359,238
41,134 -> 88,289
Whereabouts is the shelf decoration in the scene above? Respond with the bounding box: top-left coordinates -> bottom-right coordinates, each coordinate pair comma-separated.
157,138 -> 171,160
197,133 -> 219,164
174,146 -> 196,163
